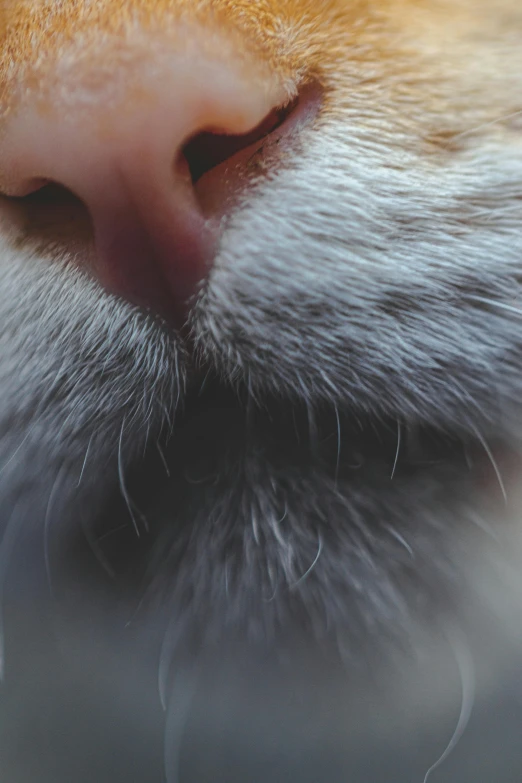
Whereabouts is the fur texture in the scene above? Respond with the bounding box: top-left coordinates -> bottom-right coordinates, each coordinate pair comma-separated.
0,1 -> 521,780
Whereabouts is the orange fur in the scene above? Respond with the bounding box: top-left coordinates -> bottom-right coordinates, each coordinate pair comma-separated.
0,0 -> 520,162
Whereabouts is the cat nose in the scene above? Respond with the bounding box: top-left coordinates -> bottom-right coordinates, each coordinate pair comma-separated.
0,39 -> 286,320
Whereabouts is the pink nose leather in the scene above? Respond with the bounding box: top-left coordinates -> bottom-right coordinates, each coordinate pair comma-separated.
0,37 -> 286,319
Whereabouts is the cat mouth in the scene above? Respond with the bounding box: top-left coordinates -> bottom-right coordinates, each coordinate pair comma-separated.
176,373 -> 519,507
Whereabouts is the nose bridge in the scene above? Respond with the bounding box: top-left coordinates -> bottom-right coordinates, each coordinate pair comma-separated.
0,33 -> 286,197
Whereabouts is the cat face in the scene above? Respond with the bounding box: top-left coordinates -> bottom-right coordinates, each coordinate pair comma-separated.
0,4 -> 522,780
0,0 -> 519,453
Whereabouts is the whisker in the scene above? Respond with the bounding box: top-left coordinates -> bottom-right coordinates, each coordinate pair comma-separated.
466,295 -> 522,318
268,506 -> 290,555
470,422 -> 508,504
156,440 -> 171,478
0,428 -> 35,477
263,563 -> 279,602
76,432 -> 94,487
118,419 -> 149,536
164,663 -> 200,783
422,625 -> 475,783
291,532 -> 323,588
449,108 -> 522,145
391,419 -> 402,479
334,404 -> 341,487
386,525 -> 414,558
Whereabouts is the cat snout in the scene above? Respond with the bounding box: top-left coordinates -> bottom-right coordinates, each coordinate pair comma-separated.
0,33 -> 288,321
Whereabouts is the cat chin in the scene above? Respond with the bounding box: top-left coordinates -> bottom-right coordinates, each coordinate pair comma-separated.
2,231 -> 522,783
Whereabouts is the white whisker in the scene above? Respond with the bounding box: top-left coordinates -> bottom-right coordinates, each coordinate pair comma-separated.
470,422 -> 507,504
450,108 -> 522,145
291,532 -> 323,588
466,295 -> 522,318
386,526 -> 414,558
391,419 -> 401,480
334,404 -> 341,487
0,428 -> 34,477
76,433 -> 94,487
156,440 -> 171,477
118,419 -> 149,536
422,626 -> 475,783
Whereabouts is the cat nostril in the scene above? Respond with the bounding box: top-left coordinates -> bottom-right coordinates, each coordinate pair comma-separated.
182,99 -> 298,184
188,83 -> 321,219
